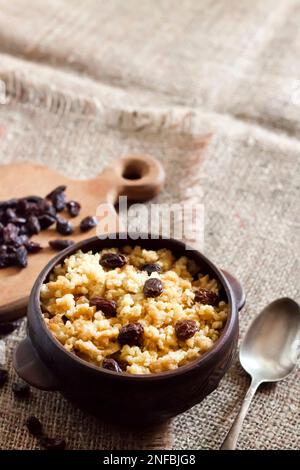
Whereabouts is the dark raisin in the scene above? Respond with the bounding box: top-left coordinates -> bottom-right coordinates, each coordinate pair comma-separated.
38,214 -> 56,230
118,322 -> 144,347
80,215 -> 97,232
25,416 -> 43,436
0,368 -> 8,386
25,241 -> 43,253
15,246 -> 28,268
39,436 -> 66,451
90,297 -> 117,317
27,215 -> 41,235
0,198 -> 18,211
15,218 -> 27,225
46,185 -> 66,200
17,198 -> 35,216
46,186 -> 66,212
66,201 -> 81,217
102,358 -> 122,373
12,380 -> 30,398
56,218 -> 74,236
0,253 -> 16,268
49,239 -> 74,251
61,315 -> 69,324
3,223 -> 19,244
100,252 -> 127,269
5,207 -> 17,222
38,199 -> 56,218
14,234 -> 29,247
0,322 -> 16,335
175,320 -> 198,341
194,288 -> 219,306
0,245 -> 7,255
143,278 -> 163,298
18,225 -> 29,235
141,263 -> 161,275
52,193 -> 66,212
25,195 -> 44,205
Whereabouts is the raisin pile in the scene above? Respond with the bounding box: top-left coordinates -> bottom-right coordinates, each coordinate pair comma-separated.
0,186 -> 97,268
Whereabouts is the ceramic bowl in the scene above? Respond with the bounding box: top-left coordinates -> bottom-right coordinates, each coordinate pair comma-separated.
13,235 -> 245,425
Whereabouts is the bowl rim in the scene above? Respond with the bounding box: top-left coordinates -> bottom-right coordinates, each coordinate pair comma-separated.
29,233 -> 237,381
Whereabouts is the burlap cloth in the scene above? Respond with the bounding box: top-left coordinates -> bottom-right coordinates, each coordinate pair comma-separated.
0,0 -> 299,450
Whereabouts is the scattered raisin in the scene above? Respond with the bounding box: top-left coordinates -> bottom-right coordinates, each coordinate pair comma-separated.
79,215 -> 97,232
66,201 -> 81,217
25,416 -> 43,436
12,380 -> 30,398
61,315 -> 69,324
0,368 -> 8,386
38,199 -> 56,218
0,322 -> 16,335
14,234 -> 29,247
46,186 -> 66,212
102,358 -> 122,373
27,215 -> 41,235
46,185 -> 66,200
141,263 -> 161,275
100,252 -> 127,269
175,320 -> 198,341
39,436 -> 66,451
90,297 -> 117,317
49,239 -> 74,251
25,241 -> 43,253
194,288 -> 219,306
2,223 -> 19,244
118,322 -> 144,347
143,278 -> 163,298
0,245 -> 7,255
38,214 -> 56,230
0,187 -> 80,269
56,218 -> 74,236
15,246 -> 28,268
0,198 -> 18,211
18,225 -> 29,235
0,253 -> 16,268
5,208 -> 18,222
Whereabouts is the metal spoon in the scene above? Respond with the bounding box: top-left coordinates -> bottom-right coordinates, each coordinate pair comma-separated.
221,297 -> 300,450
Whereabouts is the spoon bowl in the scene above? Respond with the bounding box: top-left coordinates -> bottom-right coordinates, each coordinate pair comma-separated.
240,298 -> 300,382
221,297 -> 300,450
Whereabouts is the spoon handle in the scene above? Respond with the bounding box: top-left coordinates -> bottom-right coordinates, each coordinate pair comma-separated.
220,379 -> 260,450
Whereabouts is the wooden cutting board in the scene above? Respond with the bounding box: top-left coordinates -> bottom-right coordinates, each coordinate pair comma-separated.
0,155 -> 165,322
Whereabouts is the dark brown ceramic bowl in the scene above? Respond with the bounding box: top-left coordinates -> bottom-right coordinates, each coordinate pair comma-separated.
13,234 -> 245,425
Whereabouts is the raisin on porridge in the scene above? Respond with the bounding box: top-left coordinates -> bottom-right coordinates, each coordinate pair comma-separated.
40,246 -> 228,374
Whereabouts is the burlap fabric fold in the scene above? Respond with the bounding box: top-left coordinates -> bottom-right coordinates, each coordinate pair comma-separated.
0,0 -> 299,450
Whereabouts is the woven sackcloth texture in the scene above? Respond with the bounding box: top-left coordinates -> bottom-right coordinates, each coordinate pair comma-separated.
0,0 -> 299,450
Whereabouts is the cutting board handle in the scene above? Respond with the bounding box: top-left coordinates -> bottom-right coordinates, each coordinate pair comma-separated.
102,154 -> 165,202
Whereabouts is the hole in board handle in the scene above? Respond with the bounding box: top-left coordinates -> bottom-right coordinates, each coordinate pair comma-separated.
122,159 -> 149,180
